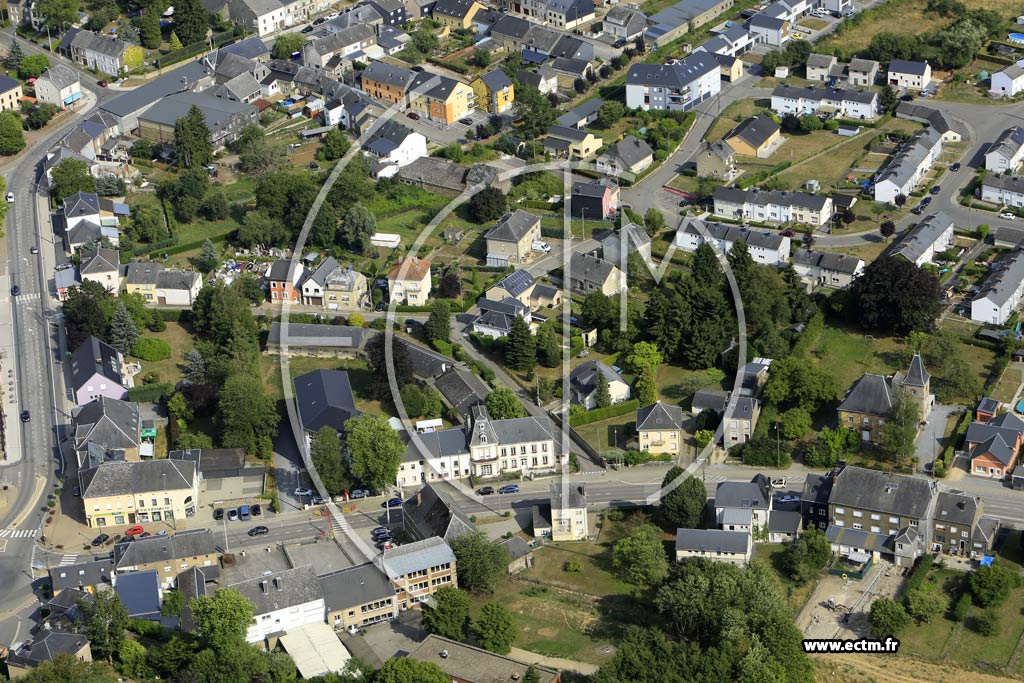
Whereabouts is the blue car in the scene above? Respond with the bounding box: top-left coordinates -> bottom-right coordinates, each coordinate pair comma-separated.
497,484 -> 519,494
381,497 -> 403,508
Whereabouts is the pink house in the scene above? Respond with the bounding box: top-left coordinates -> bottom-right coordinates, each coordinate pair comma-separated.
69,336 -> 131,406
569,179 -> 620,220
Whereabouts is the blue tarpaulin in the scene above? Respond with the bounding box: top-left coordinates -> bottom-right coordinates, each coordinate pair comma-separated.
980,555 -> 995,566
63,92 -> 82,104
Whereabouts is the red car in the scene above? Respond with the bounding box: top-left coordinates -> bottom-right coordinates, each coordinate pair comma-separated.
781,229 -> 796,237
125,525 -> 145,536
97,80 -> 108,88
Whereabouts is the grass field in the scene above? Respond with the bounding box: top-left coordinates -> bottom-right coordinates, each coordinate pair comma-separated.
574,415 -> 635,452
798,16 -> 829,29
259,355 -> 392,417
815,0 -> 953,53
989,362 -> 1023,403
471,517 -> 662,664
703,99 -> 766,141
775,130 -> 873,188
136,322 -> 195,386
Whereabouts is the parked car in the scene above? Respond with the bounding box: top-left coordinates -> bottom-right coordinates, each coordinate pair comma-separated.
459,117 -> 473,126
532,240 -> 551,253
1000,212 -> 1016,220
920,196 -> 932,206
248,526 -> 270,536
294,487 -> 312,497
213,508 -> 224,520
97,80 -> 108,87
20,410 -> 29,422
951,162 -> 961,171
5,192 -> 13,203
251,504 -> 261,516
929,185 -> 941,195
770,478 -> 787,489
381,497 -> 403,508
406,112 -> 420,120
612,38 -> 627,48
312,496 -> 326,505
498,484 -> 519,494
312,16 -> 326,24
73,484 -> 80,496
477,486 -> 495,495
228,509 -> 239,521
376,540 -> 397,550
350,489 -> 370,499
239,505 -> 251,521
300,25 -> 314,32
91,534 -> 110,547
781,229 -> 796,237
10,285 -> 19,296
125,525 -> 145,536
29,245 -> 38,254
777,495 -> 800,504
371,527 -> 392,538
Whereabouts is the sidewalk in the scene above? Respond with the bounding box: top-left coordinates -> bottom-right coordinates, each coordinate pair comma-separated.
0,272 -> 23,465
507,647 -> 598,676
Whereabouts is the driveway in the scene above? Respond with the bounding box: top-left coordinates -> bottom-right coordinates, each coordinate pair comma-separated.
915,403 -> 961,472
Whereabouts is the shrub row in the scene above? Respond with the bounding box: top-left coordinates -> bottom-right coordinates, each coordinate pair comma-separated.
901,554 -> 934,597
737,161 -> 792,189
427,56 -> 468,74
132,236 -> 179,256
569,399 -> 641,427
127,382 -> 174,403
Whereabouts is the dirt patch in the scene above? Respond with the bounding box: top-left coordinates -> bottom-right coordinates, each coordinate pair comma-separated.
816,653 -> 1021,683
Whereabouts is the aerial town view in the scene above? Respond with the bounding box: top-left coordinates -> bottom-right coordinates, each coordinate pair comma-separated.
1,0 -> 1024,679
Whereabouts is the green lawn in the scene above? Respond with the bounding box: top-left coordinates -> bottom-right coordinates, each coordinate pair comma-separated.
775,131 -> 875,189
259,355 -> 392,417
892,567 -> 965,661
136,321 -> 195,386
574,415 -> 635,452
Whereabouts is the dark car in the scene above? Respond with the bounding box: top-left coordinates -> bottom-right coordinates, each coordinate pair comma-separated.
30,246 -> 38,254
248,526 -> 270,536
497,484 -> 519,494
911,205 -> 924,214
381,497 -> 403,508
20,410 -> 29,422
301,25 -> 314,32
251,504 -> 261,516
929,185 -> 941,195
406,112 -> 420,120
371,526 -> 392,538
612,38 -> 627,48
313,16 -> 326,24
213,508 -> 224,520
412,65 -> 425,72
375,302 -> 385,311
921,196 -> 932,205
477,486 -> 495,495
97,80 -> 108,87
91,533 -> 110,547
459,117 -> 474,126
10,285 -> 19,296
781,229 -> 796,237
900,93 -> 914,101
951,162 -> 961,171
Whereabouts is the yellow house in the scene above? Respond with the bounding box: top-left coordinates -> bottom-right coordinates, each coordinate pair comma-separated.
636,402 -> 684,455
409,75 -> 475,126
543,124 -> 603,160
484,209 -> 542,266
724,116 -> 781,159
387,256 -> 432,305
471,69 -> 515,114
432,0 -> 484,28
0,74 -> 23,112
80,459 -> 199,528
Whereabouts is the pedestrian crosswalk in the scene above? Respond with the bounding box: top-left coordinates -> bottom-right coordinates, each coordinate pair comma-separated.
58,554 -> 77,566
328,508 -> 350,537
0,528 -> 38,538
13,292 -> 41,304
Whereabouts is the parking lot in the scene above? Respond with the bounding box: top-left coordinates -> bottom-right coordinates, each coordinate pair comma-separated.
402,109 -> 491,146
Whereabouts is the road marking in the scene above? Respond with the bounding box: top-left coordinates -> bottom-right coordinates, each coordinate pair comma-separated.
58,554 -> 76,566
0,529 -> 39,538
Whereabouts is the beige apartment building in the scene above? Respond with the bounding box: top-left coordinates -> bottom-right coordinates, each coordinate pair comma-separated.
80,459 -> 198,528
636,402 -> 684,455
381,537 -> 457,609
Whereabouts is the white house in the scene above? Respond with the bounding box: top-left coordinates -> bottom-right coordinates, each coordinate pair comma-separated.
715,475 -> 772,533
364,120 -> 427,169
971,250 -> 1024,325
675,217 -> 792,266
985,126 -> 1024,174
603,5 -> 647,41
770,84 -> 878,120
625,52 -> 721,112
675,529 -> 752,565
890,211 -> 954,267
792,248 -> 864,289
982,173 -> 1024,207
569,361 -> 631,410
747,13 -> 790,47
991,60 -> 1024,98
887,59 -> 931,90
34,65 -> 82,109
696,25 -> 756,58
228,0 -> 291,36
874,127 -> 943,203
712,186 -> 834,227
228,566 -> 325,643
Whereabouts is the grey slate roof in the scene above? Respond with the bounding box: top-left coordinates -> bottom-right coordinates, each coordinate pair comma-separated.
978,397 -> 1001,415
137,91 -> 256,129
556,98 -> 603,127
891,211 -> 953,264
479,68 -> 513,92
493,268 -> 535,297
888,59 -> 929,76
569,252 -> 619,289
569,359 -> 625,404
988,125 -> 1024,161
402,428 -> 470,463
71,29 -> 127,59
768,509 -> 802,534
792,248 -> 863,275
318,562 -> 394,614
80,246 -> 120,275
116,570 -> 161,619
492,14 -> 534,41
825,524 -> 891,553
7,632 -> 90,669
381,536 -> 456,579
72,396 -> 139,451
748,13 -> 786,30
693,388 -> 728,413
828,465 -> 935,519
838,373 -> 892,416
229,565 -> 323,614
101,62 -> 209,118
716,475 -> 770,509
434,368 -> 489,417
903,353 -> 930,387
497,535 -> 532,561
636,402 -> 683,431
876,127 -> 943,192
727,115 -> 780,150
602,135 -> 654,168
49,558 -> 115,593
675,528 -> 749,553
402,483 -> 476,542
80,459 -> 195,498
267,322 -> 369,351
550,481 -> 586,509
934,491 -> 980,526
806,53 -> 836,69
894,102 -> 959,137
113,529 -> 218,569
70,336 -> 124,392
433,0 -> 480,19
221,36 -> 271,60
770,83 -> 878,105
486,209 -> 540,243
294,369 -> 360,433
38,64 -> 79,90
971,433 -> 1016,466
680,215 -> 791,250
404,339 -> 451,379
715,186 -> 831,213
973,248 -> 1024,310
627,51 -> 719,88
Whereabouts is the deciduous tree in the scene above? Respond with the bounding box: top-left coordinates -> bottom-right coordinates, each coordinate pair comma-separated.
473,602 -> 517,654
450,531 -> 510,594
421,585 -> 470,640
271,33 -> 305,59
190,588 -> 255,651
660,466 -> 706,529
0,111 -> 25,155
851,255 -> 941,333
611,521 -> 668,585
217,374 -> 278,456
310,426 -> 351,496
376,658 -> 449,683
78,590 -> 129,662
345,414 -> 405,491
868,597 -> 910,637
469,186 -> 507,223
485,386 -> 526,419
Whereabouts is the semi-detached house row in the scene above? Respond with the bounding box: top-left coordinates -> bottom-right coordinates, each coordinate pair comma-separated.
873,127 -> 943,203
770,84 -> 878,120
712,186 -> 834,227
675,216 -> 792,265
